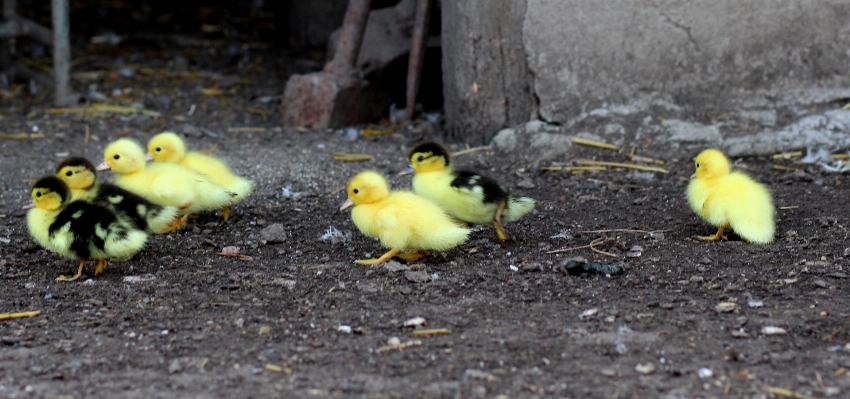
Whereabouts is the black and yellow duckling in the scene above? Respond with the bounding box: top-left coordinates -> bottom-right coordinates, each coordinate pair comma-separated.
56,157 -> 179,234
402,142 -> 536,242
25,176 -> 148,281
340,170 -> 470,265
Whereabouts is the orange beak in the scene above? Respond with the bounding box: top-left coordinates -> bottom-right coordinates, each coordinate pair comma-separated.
339,198 -> 355,211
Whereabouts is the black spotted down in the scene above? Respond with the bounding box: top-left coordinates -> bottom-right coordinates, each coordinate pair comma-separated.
32,176 -> 71,204
450,171 -> 510,205
55,156 -> 97,175
409,142 -> 451,166
95,183 -> 167,232
48,201 -> 127,259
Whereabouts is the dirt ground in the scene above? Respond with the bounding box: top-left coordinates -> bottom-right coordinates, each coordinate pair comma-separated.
2,9 -> 850,399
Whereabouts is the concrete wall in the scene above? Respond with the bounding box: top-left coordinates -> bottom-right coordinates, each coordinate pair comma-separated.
522,0 -> 850,122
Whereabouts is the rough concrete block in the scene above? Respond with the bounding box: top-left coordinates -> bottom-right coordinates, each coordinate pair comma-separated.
522,0 -> 850,122
281,73 -> 391,129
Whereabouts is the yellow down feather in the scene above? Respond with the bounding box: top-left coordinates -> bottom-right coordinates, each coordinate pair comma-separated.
346,171 -> 470,251
687,149 -> 775,244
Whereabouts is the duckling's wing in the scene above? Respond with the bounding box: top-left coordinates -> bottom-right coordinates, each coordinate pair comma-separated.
450,171 -> 510,204
96,183 -> 176,232
49,202 -> 120,260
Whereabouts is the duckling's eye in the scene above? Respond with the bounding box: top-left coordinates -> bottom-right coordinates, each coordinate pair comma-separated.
36,192 -> 42,197
113,154 -> 120,160
417,156 -> 425,162
353,189 -> 359,194
65,171 -> 73,176
156,147 -> 162,152
696,162 -> 700,168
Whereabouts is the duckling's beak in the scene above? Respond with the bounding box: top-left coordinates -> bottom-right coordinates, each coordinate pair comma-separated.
398,165 -> 415,176
690,172 -> 696,179
95,161 -> 111,172
145,152 -> 155,162
339,198 -> 355,211
22,201 -> 35,210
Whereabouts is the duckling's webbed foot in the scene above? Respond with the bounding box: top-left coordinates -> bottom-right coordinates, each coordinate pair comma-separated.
698,225 -> 728,241
355,248 -> 400,265
94,259 -> 108,275
56,259 -> 87,282
397,250 -> 429,263
493,201 -> 509,242
222,205 -> 232,221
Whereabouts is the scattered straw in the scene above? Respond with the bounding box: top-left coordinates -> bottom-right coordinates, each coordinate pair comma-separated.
227,127 -> 266,133
547,237 -> 618,257
361,127 -> 394,138
578,160 -> 668,173
452,146 -> 491,157
333,153 -> 374,162
49,104 -> 160,117
779,206 -> 798,210
330,186 -> 346,195
0,310 -> 40,321
773,165 -> 798,172
0,133 -> 44,139
243,107 -> 274,116
763,386 -> 817,399
199,144 -> 218,154
201,88 -> 223,96
572,137 -> 620,151
581,229 -> 672,234
412,328 -> 451,337
541,166 -> 606,172
772,151 -> 802,159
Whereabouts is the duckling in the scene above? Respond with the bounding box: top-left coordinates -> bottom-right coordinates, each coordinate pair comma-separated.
147,132 -> 253,220
339,170 -> 470,265
56,157 -> 178,234
687,148 -> 775,244
403,142 -> 535,242
25,176 -> 148,281
96,138 -> 237,230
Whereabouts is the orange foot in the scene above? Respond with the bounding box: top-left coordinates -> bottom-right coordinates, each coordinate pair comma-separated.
397,250 -> 429,263
698,225 -> 728,241
355,248 -> 399,266
56,259 -> 87,282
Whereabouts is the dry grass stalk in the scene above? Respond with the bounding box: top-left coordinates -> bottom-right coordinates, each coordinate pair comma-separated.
0,133 -> 44,139
227,127 -> 266,133
546,237 -> 618,257
360,127 -> 394,138
572,137 -> 620,151
412,328 -> 451,337
762,386 -> 818,399
452,146 -> 491,157
578,160 -> 669,173
772,151 -> 802,159
0,310 -> 40,321
773,165 -> 798,172
541,166 -> 606,172
333,153 -> 374,162
50,104 -> 160,117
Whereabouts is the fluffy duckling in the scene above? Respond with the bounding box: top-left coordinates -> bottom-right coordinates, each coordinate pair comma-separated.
147,132 -> 253,220
26,176 -> 148,281
403,142 -> 535,242
340,170 -> 470,265
56,157 -> 178,234
687,148 -> 775,244
97,138 -> 236,229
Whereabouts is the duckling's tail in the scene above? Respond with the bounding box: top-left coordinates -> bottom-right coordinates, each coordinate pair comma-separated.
230,178 -> 254,203
147,206 -> 179,234
502,196 -> 535,223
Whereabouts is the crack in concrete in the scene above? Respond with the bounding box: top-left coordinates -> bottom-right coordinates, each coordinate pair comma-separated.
654,7 -> 700,52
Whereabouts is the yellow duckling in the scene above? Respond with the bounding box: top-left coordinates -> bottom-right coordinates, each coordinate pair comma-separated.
96,138 -> 237,229
687,148 -> 775,243
339,170 -> 470,265
25,176 -> 148,281
403,142 -> 536,242
147,132 -> 253,220
56,157 -> 178,234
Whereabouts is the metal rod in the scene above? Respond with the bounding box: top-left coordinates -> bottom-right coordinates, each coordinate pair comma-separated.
51,0 -> 70,105
323,0 -> 371,76
406,0 -> 431,121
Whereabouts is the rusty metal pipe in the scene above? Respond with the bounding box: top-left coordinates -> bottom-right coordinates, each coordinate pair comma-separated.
324,0 -> 371,76
51,0 -> 70,105
406,0 -> 431,121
